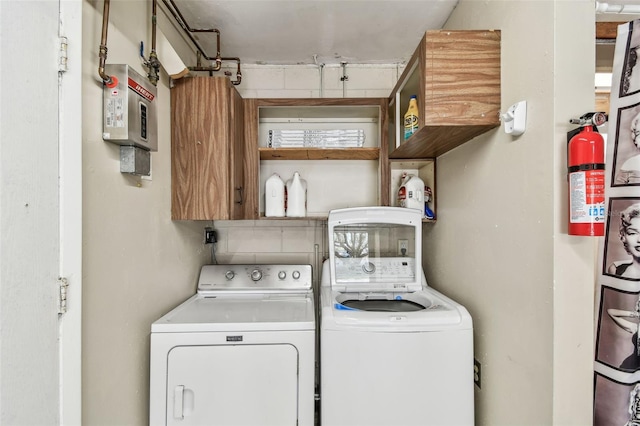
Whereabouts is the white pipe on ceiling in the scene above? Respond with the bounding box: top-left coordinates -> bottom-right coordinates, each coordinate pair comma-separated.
596,2 -> 640,14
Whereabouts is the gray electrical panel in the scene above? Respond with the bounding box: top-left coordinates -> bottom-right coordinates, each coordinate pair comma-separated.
102,64 -> 158,152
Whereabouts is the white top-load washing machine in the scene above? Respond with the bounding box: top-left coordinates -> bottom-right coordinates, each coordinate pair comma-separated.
320,207 -> 474,426
150,264 -> 315,426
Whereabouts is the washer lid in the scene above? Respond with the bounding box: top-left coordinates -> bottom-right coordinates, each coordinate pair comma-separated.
328,207 -> 423,292
152,293 -> 315,332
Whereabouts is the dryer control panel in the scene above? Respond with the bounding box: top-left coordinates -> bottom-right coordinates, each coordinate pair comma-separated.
198,264 -> 312,292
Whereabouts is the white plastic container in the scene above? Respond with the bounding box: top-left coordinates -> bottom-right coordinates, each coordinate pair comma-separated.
286,172 -> 307,217
397,174 -> 424,212
265,173 -> 285,217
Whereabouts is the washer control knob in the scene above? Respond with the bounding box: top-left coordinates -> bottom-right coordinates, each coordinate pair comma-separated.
278,271 -> 287,280
362,262 -> 376,274
251,269 -> 263,281
225,270 -> 235,280
292,270 -> 301,280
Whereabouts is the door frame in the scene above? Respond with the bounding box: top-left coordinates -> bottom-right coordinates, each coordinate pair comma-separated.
58,1 -> 83,424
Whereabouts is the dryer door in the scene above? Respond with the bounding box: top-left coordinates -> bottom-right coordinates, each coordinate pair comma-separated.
166,344 -> 298,425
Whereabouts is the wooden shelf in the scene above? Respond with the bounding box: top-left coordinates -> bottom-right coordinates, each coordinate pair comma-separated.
259,215 -> 328,220
258,216 -> 435,222
389,124 -> 498,159
245,97 -> 390,218
259,147 -> 379,160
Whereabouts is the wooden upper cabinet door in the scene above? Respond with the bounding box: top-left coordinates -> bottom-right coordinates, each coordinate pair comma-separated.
242,99 -> 259,219
171,77 -> 240,220
229,83 -> 245,220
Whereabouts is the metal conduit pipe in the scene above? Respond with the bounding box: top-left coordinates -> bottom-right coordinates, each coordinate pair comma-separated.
98,0 -> 114,86
147,0 -> 161,86
313,54 -> 324,98
340,61 -> 348,98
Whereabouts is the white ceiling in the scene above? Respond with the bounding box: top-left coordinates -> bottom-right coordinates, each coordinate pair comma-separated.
163,0 -> 459,65
162,0 -> 640,67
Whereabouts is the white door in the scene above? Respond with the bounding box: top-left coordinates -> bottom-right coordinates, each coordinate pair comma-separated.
0,1 -> 82,424
166,344 -> 299,425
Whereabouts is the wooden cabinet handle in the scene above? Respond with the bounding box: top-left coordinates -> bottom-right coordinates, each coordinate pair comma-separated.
235,186 -> 243,205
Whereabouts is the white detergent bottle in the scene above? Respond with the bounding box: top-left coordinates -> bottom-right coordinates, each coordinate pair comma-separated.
264,173 -> 285,217
286,171 -> 307,217
398,174 -> 424,212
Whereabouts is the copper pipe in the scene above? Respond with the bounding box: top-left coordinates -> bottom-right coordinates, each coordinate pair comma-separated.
161,0 -> 222,70
151,0 -> 157,53
147,0 -> 160,86
98,0 -> 114,85
189,56 -> 241,85
222,57 -> 242,85
189,51 -> 224,74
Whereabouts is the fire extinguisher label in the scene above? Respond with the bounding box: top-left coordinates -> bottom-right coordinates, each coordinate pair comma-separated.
569,170 -> 605,223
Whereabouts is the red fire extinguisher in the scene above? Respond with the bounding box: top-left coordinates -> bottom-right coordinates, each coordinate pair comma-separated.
567,112 -> 607,236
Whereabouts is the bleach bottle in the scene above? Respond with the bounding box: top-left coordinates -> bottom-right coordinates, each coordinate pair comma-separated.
265,173 -> 285,217
286,172 -> 307,217
397,173 -> 424,212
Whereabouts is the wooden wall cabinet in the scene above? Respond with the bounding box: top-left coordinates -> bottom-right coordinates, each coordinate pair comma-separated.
170,31 -> 500,222
171,77 -> 245,220
387,30 -> 501,221
243,98 -> 389,219
388,30 -> 502,159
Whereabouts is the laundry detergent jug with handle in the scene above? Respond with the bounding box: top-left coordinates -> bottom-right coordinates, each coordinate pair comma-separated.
265,173 -> 285,217
397,174 -> 424,212
286,172 -> 307,217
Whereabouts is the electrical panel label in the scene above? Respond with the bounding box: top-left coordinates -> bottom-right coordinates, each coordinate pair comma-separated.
105,97 -> 125,128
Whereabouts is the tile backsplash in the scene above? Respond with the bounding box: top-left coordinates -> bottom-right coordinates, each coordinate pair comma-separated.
212,220 -> 328,285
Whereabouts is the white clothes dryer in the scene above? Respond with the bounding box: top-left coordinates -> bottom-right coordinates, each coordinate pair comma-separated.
150,264 -> 315,426
320,207 -> 474,426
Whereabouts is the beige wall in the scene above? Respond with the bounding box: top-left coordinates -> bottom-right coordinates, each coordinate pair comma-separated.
82,1 -> 208,424
432,0 -> 595,424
